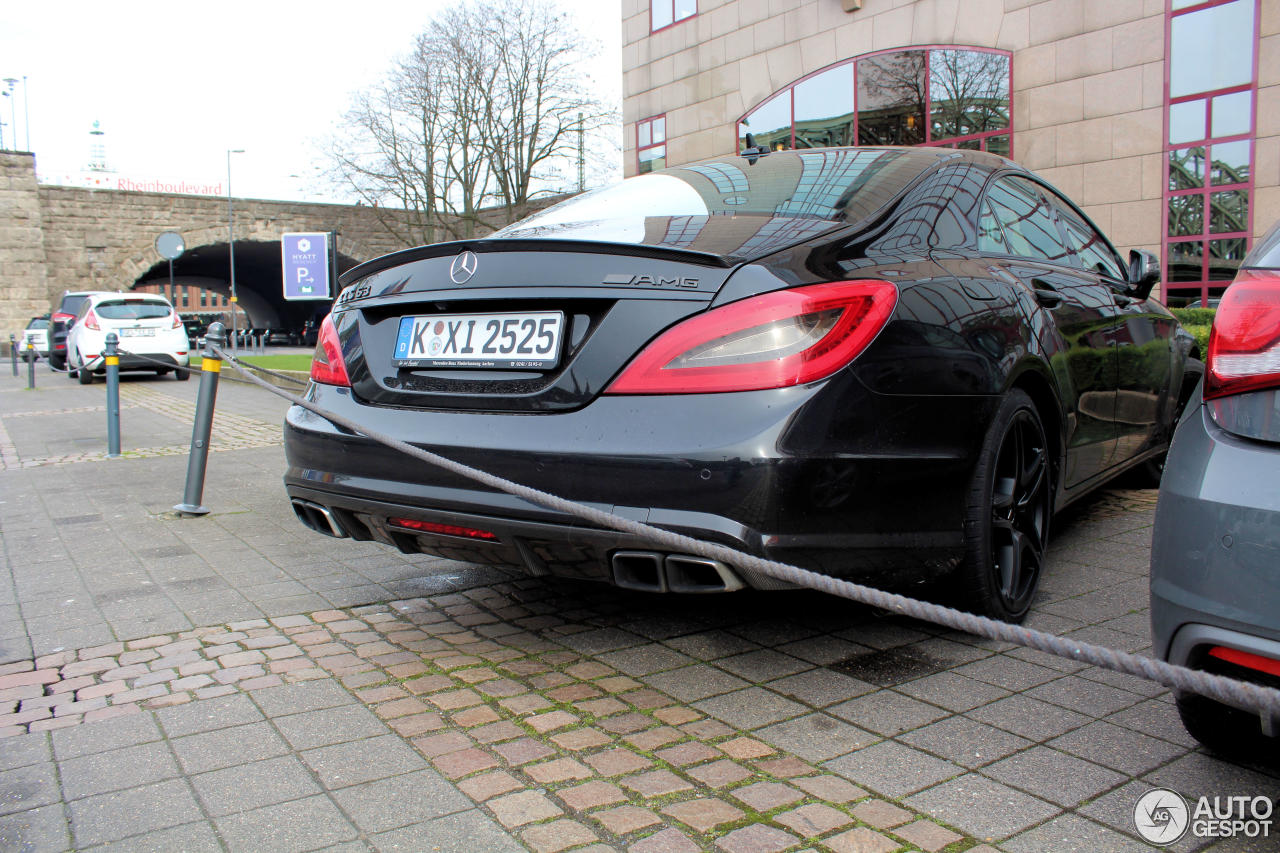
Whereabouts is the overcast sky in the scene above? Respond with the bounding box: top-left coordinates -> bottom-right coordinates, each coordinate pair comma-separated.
1,0 -> 622,202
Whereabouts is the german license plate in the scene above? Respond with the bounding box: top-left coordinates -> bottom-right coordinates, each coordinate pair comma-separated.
119,327 -> 155,337
394,312 -> 564,369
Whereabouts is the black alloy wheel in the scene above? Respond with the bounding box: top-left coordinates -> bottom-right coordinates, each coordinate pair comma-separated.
961,389 -> 1051,622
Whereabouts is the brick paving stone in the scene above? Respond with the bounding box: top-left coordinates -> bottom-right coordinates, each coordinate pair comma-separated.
216,650 -> 266,668
597,712 -> 652,734
597,676 -> 642,693
719,737 -> 775,759
488,790 -> 564,828
403,674 -> 453,694
292,630 -> 334,646
458,770 -> 525,801
195,684 -> 237,699
585,748 -> 653,776
621,769 -> 694,798
625,726 -> 683,751
127,635 -> 173,650
547,683 -> 601,702
551,728 -> 611,751
98,664 -> 149,682
565,661 -> 615,679
118,650 -> 160,666
530,672 -> 574,690
593,805 -> 662,835
557,780 -> 627,811
452,705 -> 501,727
427,688 -> 484,710
662,798 -> 746,832
502,660 -> 550,676
687,759 -> 751,788
263,644 -> 303,660
78,642 -> 125,660
385,660 -> 429,678
792,774 -> 868,803
754,756 -> 813,778
47,675 -> 94,694
477,677 -> 527,697
434,747 -> 500,779
472,720 -> 525,744
731,781 -> 803,812
654,707 -> 701,725
715,824 -> 799,853
341,671 -> 388,690
851,799 -> 913,829
526,757 -> 593,784
356,684 -> 407,703
268,658 -> 314,675
212,664 -> 265,685
654,741 -> 719,766
774,803 -> 852,837
132,668 -> 178,687
682,718 -> 734,739
500,694 -> 553,714
527,709 -> 579,733
494,737 -> 556,765
576,697 -> 629,717
456,667 -> 500,684
414,731 -> 473,757
204,644 -> 243,660
388,712 -> 446,738
892,819 -> 962,852
113,684 -> 169,703
824,826 -> 901,853
178,660 -> 219,677
30,716 -> 80,731
374,697 -> 431,720
143,694 -> 192,709
623,688 -> 672,710
521,818 -> 599,853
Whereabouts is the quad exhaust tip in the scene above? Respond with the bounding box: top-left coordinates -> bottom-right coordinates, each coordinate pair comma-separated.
611,551 -> 745,593
291,499 -> 348,539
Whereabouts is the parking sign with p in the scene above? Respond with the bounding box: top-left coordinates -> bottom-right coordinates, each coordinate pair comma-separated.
281,232 -> 333,300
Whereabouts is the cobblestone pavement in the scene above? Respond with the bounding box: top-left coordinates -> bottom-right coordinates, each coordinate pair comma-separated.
1,367 -> 1277,851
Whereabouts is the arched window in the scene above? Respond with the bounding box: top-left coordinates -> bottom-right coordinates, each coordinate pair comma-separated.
738,47 -> 1012,158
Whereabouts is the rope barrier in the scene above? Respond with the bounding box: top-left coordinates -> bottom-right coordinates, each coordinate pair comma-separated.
214,344 -> 1280,721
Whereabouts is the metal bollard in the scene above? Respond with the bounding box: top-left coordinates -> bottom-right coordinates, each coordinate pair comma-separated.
10,334 -> 17,376
174,322 -> 226,516
26,341 -> 35,389
104,333 -> 120,457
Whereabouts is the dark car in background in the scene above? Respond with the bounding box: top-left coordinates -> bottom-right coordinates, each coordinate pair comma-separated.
284,146 -> 1198,621
49,290 -> 109,370
1151,220 -> 1280,757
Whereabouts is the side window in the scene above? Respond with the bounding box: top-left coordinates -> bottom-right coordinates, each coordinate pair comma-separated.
983,178 -> 1072,264
977,199 -> 1007,253
1046,195 -> 1127,281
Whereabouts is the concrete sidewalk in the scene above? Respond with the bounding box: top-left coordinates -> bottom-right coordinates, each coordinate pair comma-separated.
1,364 -> 1276,852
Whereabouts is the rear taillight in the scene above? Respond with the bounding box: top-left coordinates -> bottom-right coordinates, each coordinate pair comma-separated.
605,280 -> 898,394
1209,646 -> 1280,679
310,313 -> 351,387
389,518 -> 498,540
1205,269 -> 1280,399
171,313 -> 183,329
83,309 -> 100,331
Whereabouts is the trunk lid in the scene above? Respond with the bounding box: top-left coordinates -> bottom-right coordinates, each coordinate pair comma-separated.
336,242 -> 738,412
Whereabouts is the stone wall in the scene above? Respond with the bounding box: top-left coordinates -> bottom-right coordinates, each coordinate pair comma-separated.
621,0 -> 1280,264
1,152 -> 50,344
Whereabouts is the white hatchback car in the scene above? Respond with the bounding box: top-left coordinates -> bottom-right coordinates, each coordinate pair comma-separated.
66,292 -> 190,384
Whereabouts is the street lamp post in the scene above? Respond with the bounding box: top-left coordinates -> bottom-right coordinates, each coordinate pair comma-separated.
226,149 -> 244,352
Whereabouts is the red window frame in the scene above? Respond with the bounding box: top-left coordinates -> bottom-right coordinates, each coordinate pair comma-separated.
651,0 -> 696,34
735,46 -> 1014,159
636,114 -> 667,174
1162,0 -> 1260,307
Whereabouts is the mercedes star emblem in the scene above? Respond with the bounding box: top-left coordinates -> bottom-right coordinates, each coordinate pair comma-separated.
450,251 -> 479,284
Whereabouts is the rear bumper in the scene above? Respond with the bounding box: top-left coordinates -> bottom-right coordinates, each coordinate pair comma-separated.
1151,402 -> 1280,715
283,380 -> 996,590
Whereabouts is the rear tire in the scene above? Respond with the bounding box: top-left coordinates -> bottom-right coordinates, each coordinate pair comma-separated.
175,367 -> 189,381
958,389 -> 1051,622
78,365 -> 94,385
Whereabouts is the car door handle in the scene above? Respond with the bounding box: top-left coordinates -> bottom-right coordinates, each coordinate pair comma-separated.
1030,278 -> 1062,307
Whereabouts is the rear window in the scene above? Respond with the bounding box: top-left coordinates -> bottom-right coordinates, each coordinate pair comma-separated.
95,301 -> 172,320
1244,220 -> 1280,269
27,318 -> 49,329
59,295 -> 90,315
493,149 -> 933,260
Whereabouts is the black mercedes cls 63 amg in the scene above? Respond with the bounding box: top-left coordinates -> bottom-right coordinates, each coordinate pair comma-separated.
283,146 -> 1199,622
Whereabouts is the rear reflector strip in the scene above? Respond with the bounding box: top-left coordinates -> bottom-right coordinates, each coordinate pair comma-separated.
389,517 -> 498,540
1209,646 -> 1280,678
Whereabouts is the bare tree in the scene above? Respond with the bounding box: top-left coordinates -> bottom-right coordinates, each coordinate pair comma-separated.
327,0 -> 617,245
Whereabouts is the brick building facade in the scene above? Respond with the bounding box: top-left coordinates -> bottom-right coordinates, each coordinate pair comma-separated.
621,0 -> 1278,304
